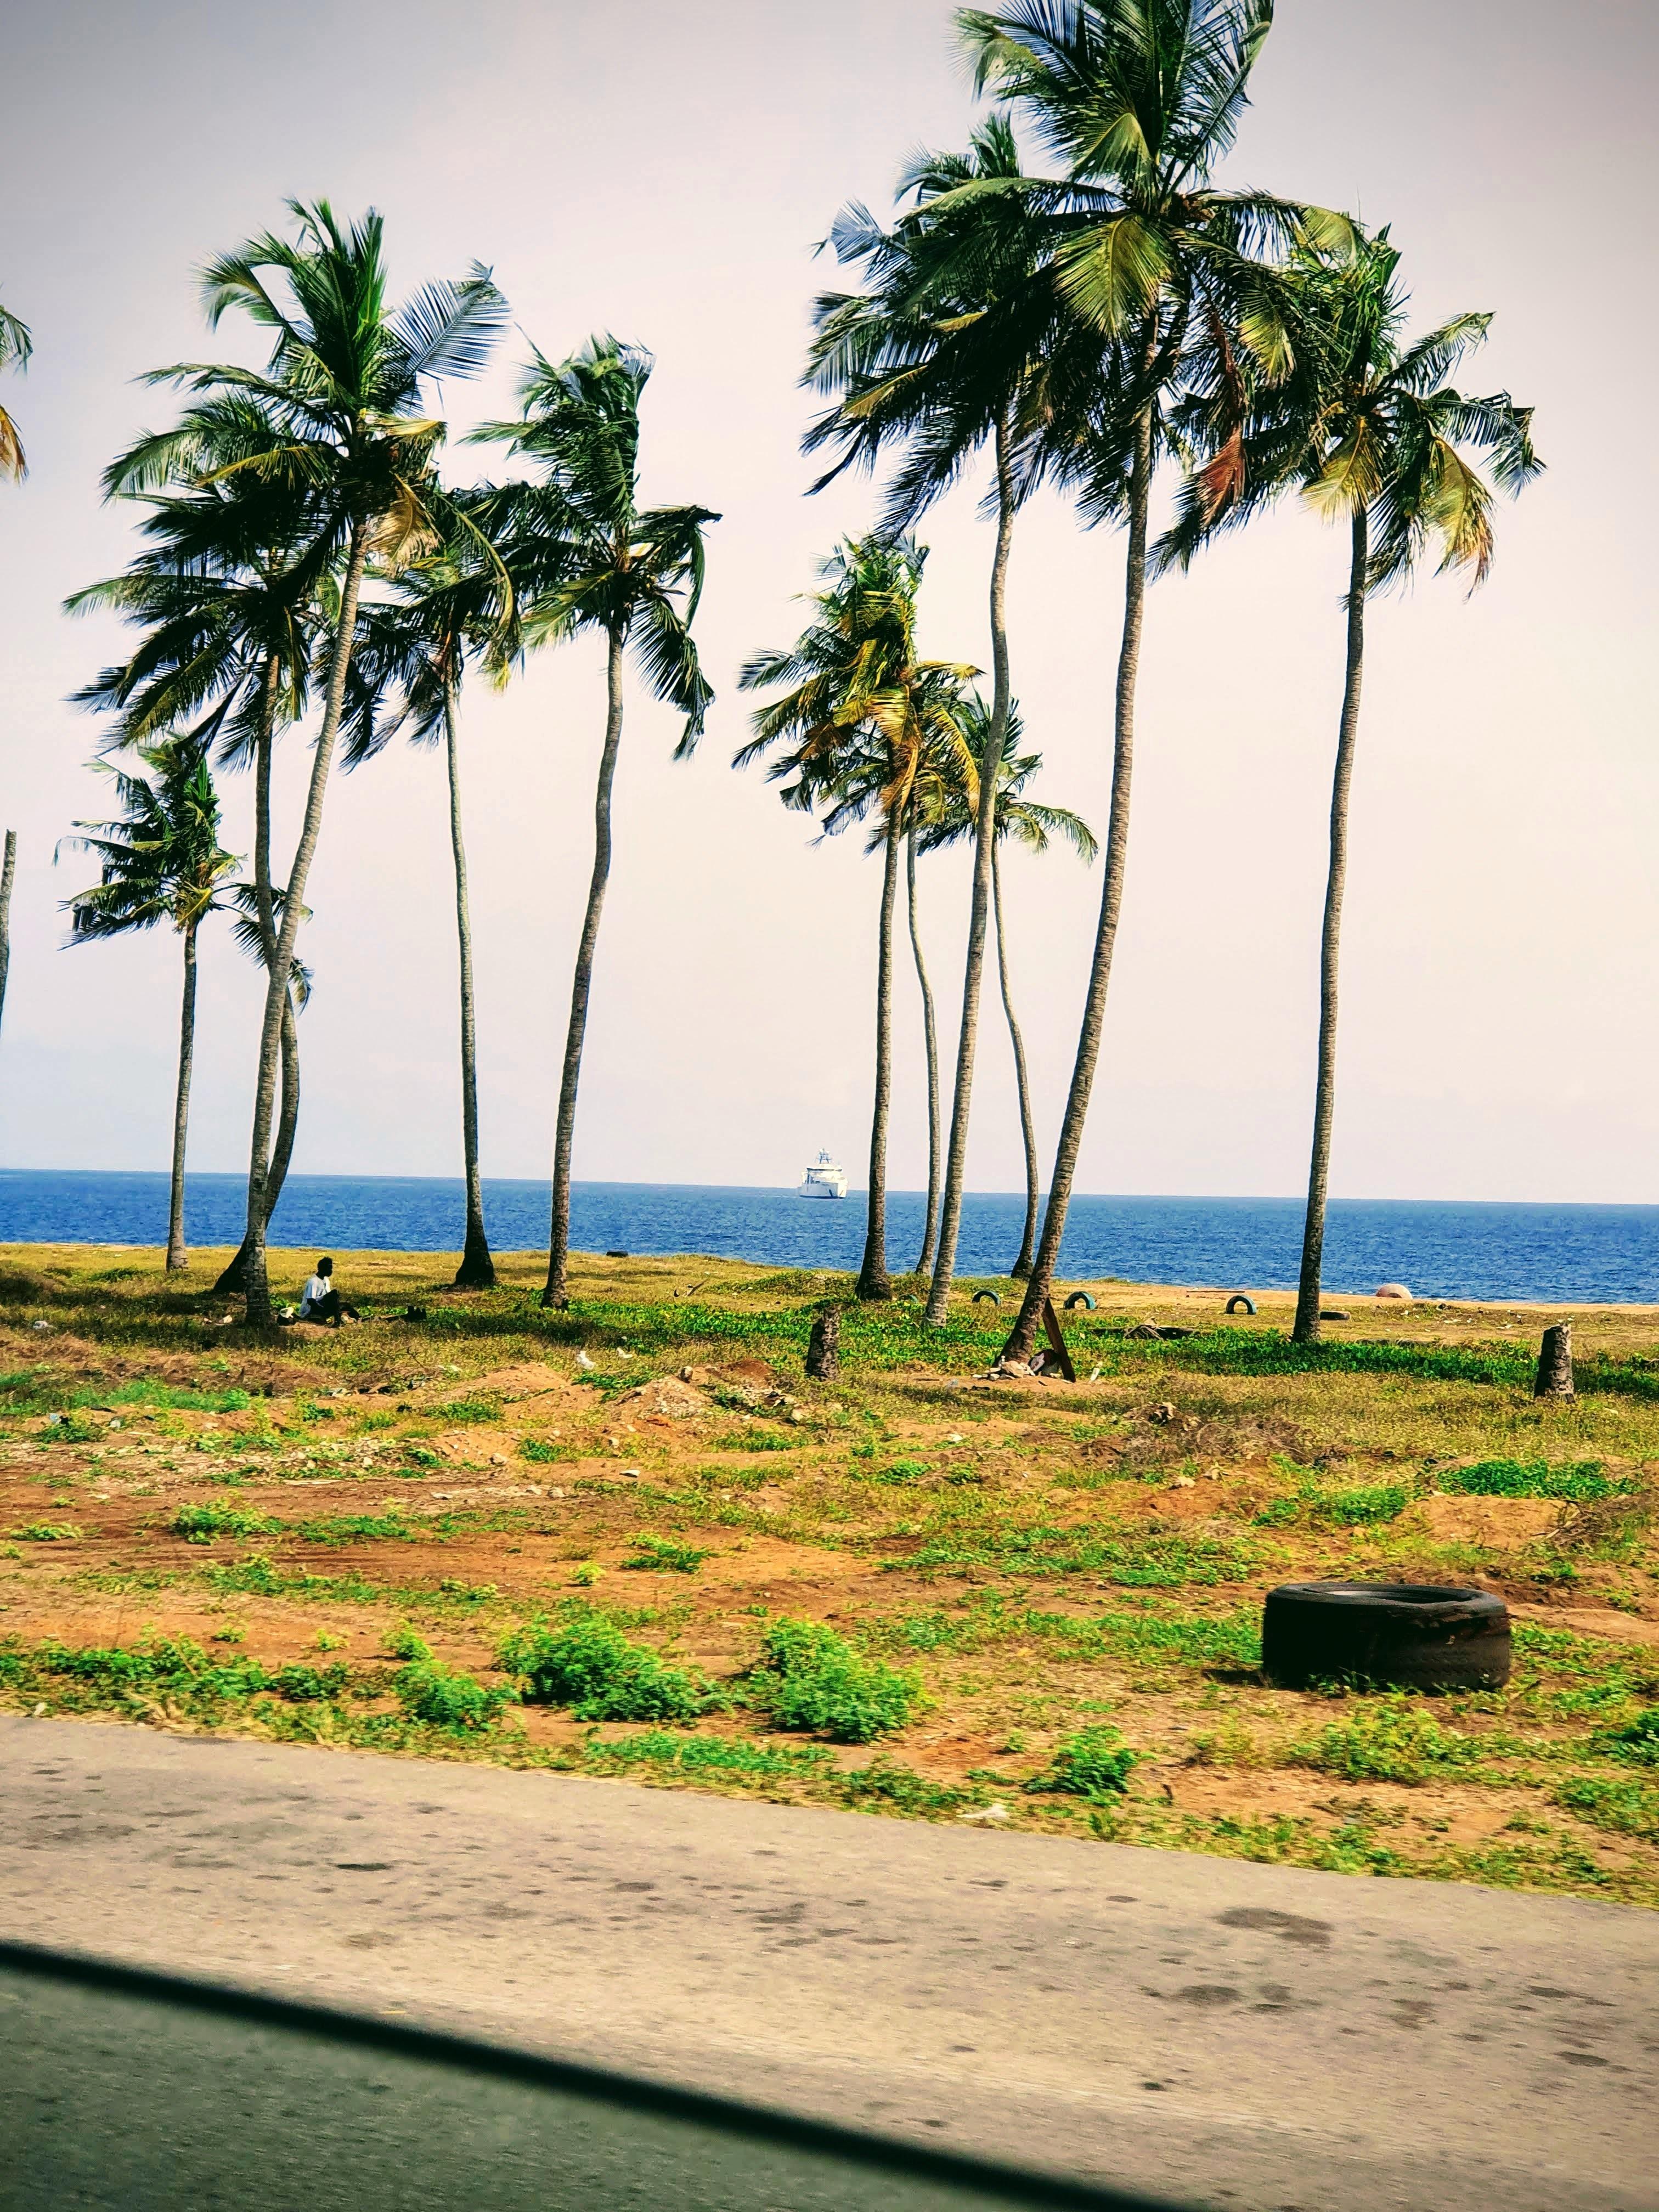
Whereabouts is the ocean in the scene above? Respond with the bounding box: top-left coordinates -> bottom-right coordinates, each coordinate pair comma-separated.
0,1170 -> 1655,1304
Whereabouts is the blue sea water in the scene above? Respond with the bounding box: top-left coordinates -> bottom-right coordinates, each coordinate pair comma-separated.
0,1169 -> 1655,1304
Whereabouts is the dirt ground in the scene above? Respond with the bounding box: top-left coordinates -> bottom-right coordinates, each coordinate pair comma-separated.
2,1244 -> 1657,1905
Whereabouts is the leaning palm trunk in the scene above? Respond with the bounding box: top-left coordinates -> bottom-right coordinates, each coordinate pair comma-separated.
992,841 -> 1040,1278
856,810 -> 904,1300
0,829 -> 15,1041
906,823 -> 941,1274
1001,403 -> 1153,1364
1293,512 -> 1368,1345
241,523 -> 370,1326
925,418 -> 1015,1324
544,630 -> 625,1307
213,666 -> 299,1297
166,918 -> 200,1272
444,672 -> 494,1288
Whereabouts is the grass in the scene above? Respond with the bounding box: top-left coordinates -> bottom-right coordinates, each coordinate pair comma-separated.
1,1242 -> 1657,1905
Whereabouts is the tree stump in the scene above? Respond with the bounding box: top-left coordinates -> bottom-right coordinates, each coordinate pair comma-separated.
806,1308 -> 841,1381
1534,1323 -> 1574,1400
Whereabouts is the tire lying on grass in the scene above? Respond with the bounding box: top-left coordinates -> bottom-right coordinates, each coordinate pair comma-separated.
1262,1580 -> 1511,1691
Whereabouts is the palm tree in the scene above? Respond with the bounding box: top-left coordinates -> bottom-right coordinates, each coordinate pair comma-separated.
342,503 -> 516,1289
68,469 -> 320,1292
61,742 -> 238,1271
918,698 -> 1096,1274
737,539 -> 975,1299
903,800 -> 944,1273
805,115 -> 1059,1324
1156,229 -> 1538,1341
955,0 -> 1347,1363
473,338 -> 716,1307
0,294 -> 30,482
106,202 -> 506,1323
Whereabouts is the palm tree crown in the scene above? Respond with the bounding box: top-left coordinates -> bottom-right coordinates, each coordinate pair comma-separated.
0,293 -> 32,482
62,741 -> 236,943
475,337 -> 716,750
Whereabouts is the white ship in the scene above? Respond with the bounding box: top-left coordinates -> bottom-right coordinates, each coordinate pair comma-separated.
797,1149 -> 848,1200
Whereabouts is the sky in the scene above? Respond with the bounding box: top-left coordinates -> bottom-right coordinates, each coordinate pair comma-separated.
1,0 -> 1655,1205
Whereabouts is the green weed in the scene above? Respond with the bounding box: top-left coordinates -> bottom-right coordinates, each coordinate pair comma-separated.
1026,1724 -> 1138,1800
1554,1773 -> 1659,1840
586,1730 -> 834,1779
499,1615 -> 714,1722
753,1617 -> 922,1743
172,1503 -> 284,1544
12,1523 -> 82,1543
1286,1700 -> 1496,1784
393,1661 -> 514,1733
622,1534 -> 711,1575
1437,1459 -> 1633,1502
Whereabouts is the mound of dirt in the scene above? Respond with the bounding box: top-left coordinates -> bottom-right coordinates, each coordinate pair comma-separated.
617,1376 -> 710,1420
1406,1493 -> 1560,1545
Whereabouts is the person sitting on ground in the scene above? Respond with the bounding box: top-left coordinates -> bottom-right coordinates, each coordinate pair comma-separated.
295,1256 -> 359,1327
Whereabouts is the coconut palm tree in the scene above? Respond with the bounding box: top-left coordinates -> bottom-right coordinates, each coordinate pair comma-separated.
472,337 -> 716,1307
918,698 -> 1096,1274
1156,228 -> 1539,1341
341,501 -> 516,1289
106,202 -> 506,1323
0,295 -> 30,482
952,0 -> 1349,1363
69,468 -> 320,1291
806,115 -> 1065,1323
903,802 -> 944,1273
738,539 -> 975,1300
61,741 -> 238,1271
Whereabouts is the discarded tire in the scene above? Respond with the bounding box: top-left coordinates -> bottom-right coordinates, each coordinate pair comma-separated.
1064,1291 -> 1096,1311
972,1289 -> 1001,1307
1263,1581 -> 1511,1691
1225,1295 -> 1256,1316
605,1249 -> 629,1259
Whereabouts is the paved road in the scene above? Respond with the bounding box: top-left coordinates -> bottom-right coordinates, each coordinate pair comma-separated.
2,1716 -> 1656,2210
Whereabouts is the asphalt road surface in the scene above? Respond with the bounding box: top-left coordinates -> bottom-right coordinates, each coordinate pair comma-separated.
2,1715 -> 1655,2210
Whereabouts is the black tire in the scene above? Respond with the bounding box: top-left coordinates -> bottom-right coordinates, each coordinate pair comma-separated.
1225,1294 -> 1256,1316
1262,1581 -> 1511,1691
1064,1291 -> 1096,1311
972,1289 -> 1001,1307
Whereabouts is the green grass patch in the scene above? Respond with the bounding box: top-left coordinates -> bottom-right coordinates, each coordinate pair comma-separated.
585,1730 -> 834,1780
393,1660 -> 515,1733
1286,1699 -> 1499,1784
1554,1773 -> 1659,1840
172,1502 -> 284,1544
11,1522 -> 82,1543
1436,1458 -> 1634,1502
431,1396 -> 503,1424
518,1436 -> 575,1463
900,1523 -> 1256,1587
0,1634 -> 352,1716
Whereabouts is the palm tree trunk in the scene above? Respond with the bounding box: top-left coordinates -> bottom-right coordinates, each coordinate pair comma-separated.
924,414 -> 1016,1325
1293,510 -> 1369,1345
855,808 -> 903,1301
166,918 -> 199,1273
0,830 -> 16,1042
241,522 -> 370,1326
1001,400 -> 1153,1364
544,628 -> 625,1307
907,822 -> 941,1275
444,672 -> 494,1289
992,841 -> 1040,1279
213,661 -> 299,1296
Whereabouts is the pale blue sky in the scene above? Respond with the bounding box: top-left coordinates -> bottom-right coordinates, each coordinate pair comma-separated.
2,0 -> 1654,1200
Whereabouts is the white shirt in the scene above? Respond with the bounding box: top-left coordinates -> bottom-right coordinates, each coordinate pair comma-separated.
299,1274 -> 331,1313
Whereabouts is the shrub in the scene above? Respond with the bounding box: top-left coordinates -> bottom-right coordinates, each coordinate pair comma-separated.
755,1617 -> 922,1743
498,1616 -> 712,1722
394,1660 -> 515,1733
386,1624 -> 432,1662
1026,1725 -> 1138,1800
